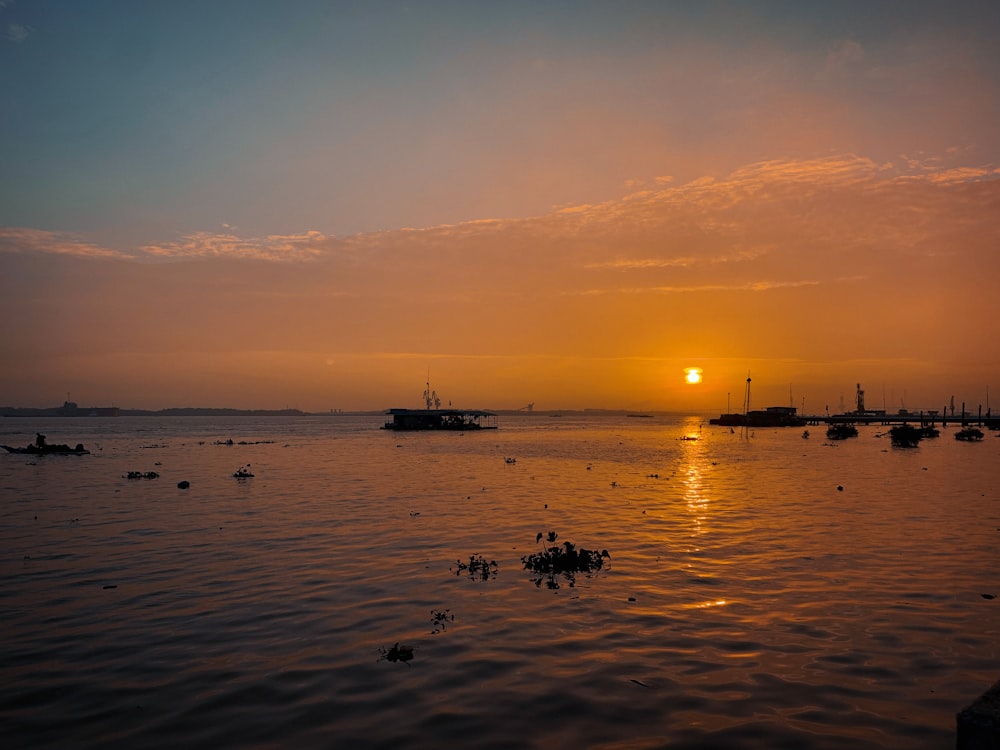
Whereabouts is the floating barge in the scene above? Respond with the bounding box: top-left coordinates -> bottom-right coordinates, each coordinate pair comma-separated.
382,408 -> 498,431
710,406 -> 805,428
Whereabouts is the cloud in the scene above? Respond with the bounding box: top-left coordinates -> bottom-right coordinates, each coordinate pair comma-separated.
570,278 -> 828,296
585,247 -> 769,271
904,166 -> 1000,184
2,154 -> 997,279
0,227 -> 129,258
5,22 -> 29,42
826,39 -> 864,71
139,230 -> 337,262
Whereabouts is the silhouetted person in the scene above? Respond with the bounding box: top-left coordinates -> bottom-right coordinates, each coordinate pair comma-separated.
35,433 -> 46,448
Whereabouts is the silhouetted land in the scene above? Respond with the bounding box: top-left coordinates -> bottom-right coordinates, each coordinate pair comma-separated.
0,406 -> 320,418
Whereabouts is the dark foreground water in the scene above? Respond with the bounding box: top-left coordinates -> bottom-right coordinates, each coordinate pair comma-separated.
1,414 -> 998,749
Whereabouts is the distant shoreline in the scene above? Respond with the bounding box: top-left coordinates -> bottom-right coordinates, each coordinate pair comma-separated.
0,406 -> 694,419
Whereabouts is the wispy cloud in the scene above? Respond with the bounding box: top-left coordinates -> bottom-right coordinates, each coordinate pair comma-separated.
139,230 -> 336,262
4,22 -> 28,42
585,247 -> 769,271
825,38 -> 864,71
1,155 -> 996,272
900,166 -> 1000,184
0,227 -> 129,258
569,278 -> 835,296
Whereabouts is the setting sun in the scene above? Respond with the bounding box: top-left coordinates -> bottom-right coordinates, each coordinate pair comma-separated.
684,367 -> 703,385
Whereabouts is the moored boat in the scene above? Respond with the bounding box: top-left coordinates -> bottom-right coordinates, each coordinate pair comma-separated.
1,433 -> 90,455
382,408 -> 497,431
710,406 -> 805,427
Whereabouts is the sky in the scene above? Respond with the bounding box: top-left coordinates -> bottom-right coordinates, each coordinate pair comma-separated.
1,0 -> 999,413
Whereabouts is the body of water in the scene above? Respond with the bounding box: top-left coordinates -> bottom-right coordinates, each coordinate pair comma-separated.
1,414 -> 998,748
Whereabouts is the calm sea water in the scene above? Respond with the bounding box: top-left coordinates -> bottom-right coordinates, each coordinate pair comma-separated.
1,414 -> 998,749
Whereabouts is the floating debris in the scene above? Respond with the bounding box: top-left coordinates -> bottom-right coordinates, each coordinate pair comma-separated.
177,480 -> 191,489
378,642 -> 414,663
214,439 -> 276,446
452,555 -> 498,581
123,471 -> 160,480
504,456 -> 517,464
232,464 -> 254,478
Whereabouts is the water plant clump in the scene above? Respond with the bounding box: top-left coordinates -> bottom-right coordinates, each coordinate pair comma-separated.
232,464 -> 254,478
521,531 -> 610,589
378,642 -> 414,663
889,424 -> 922,448
123,471 -> 160,479
452,555 -> 498,581
430,609 -> 453,633
955,427 -> 984,442
826,423 -> 858,440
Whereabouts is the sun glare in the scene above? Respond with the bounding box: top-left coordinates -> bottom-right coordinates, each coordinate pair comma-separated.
684,367 -> 703,385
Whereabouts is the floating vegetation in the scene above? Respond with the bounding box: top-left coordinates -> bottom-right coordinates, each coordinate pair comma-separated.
430,609 -> 453,633
123,471 -> 160,480
378,642 -> 414,663
214,439 -> 276,446
522,531 -> 610,589
955,427 -> 985,442
889,424 -> 922,448
232,464 -> 255,478
826,424 -> 858,440
920,426 -> 940,438
452,555 -> 498,581
504,456 -> 517,464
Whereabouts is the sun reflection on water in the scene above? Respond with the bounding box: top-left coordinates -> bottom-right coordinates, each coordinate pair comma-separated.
680,423 -> 710,537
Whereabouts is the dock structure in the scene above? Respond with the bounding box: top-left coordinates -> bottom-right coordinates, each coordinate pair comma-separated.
382,408 -> 498,431
957,680 -> 1000,749
811,411 -> 997,429
816,389 -> 996,428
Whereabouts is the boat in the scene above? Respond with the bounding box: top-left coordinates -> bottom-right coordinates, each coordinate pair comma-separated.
382,408 -> 498,431
2,432 -> 90,455
710,406 -> 806,427
58,401 -> 119,417
383,375 -> 498,431
709,376 -> 805,427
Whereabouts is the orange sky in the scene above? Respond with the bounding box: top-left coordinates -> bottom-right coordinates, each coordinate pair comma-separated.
1,4 -> 998,413
3,156 -> 998,413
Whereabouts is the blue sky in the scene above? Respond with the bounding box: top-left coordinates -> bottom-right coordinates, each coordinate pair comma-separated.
4,1 -> 997,247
